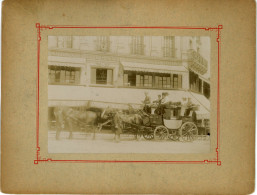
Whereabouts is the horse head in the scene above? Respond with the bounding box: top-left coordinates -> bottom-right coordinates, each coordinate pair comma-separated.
101,106 -> 114,120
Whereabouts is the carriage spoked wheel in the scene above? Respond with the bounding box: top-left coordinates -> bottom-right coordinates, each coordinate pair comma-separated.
168,130 -> 179,141
154,126 -> 169,141
180,122 -> 198,142
142,127 -> 154,140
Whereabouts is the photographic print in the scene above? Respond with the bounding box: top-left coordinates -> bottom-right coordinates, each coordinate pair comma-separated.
47,35 -> 211,153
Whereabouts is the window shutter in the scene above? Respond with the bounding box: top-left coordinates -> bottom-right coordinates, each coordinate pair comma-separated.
136,75 -> 141,87
155,76 -> 159,87
107,69 -> 113,85
178,74 -> 182,88
60,70 -> 65,83
144,75 -> 148,87
51,69 -> 55,83
167,77 -> 171,88
149,76 -> 152,87
159,77 -> 163,88
163,77 -> 167,88
91,68 -> 96,84
75,70 -> 80,84
140,76 -> 144,87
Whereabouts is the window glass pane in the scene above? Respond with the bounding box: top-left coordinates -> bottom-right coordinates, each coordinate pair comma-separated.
65,67 -> 71,83
136,75 -> 141,87
144,75 -> 149,87
140,75 -> 144,87
128,71 -> 136,86
163,77 -> 167,88
178,74 -> 182,89
60,69 -> 65,83
154,76 -> 159,87
96,69 -> 107,84
167,77 -> 171,88
159,77 -> 163,88
149,76 -> 152,87
55,67 -> 61,83
70,70 -> 75,83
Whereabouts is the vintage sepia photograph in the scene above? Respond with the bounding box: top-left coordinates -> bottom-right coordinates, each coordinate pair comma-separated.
47,35 -> 211,153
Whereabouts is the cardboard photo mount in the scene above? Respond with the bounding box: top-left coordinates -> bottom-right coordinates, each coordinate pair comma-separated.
1,0 -> 255,194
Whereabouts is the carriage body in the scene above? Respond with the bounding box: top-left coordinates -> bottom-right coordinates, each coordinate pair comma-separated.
163,118 -> 183,129
154,116 -> 198,141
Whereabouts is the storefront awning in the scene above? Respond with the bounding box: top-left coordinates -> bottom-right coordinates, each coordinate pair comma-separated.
121,61 -> 187,74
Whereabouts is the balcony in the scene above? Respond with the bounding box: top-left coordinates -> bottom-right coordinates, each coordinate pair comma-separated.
187,49 -> 208,75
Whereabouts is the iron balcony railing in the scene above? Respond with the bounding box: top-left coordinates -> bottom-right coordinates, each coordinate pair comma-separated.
187,49 -> 208,75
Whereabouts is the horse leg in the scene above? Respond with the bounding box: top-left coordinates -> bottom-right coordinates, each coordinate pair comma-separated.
56,127 -> 60,140
56,126 -> 61,140
115,132 -> 120,142
68,120 -> 73,139
134,127 -> 138,141
115,126 -> 122,142
92,126 -> 96,140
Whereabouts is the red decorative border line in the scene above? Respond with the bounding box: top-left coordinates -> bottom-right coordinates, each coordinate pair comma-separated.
35,23 -> 222,166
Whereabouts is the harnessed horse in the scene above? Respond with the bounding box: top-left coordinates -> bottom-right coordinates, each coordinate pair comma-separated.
53,106 -> 105,139
101,106 -> 144,142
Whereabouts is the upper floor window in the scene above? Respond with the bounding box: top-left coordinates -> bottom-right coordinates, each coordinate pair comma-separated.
97,36 -> 110,52
163,36 -> 175,57
91,68 -> 113,85
57,36 -> 72,48
48,66 -> 80,84
131,36 -> 144,55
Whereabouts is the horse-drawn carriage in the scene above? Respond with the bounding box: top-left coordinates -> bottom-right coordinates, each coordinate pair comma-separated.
100,103 -> 199,142
51,102 -> 200,142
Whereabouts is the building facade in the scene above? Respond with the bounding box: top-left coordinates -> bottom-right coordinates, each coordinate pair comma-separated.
48,36 -> 210,120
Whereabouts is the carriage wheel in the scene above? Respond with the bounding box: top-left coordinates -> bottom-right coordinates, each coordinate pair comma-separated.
180,122 -> 198,142
143,128 -> 154,140
168,130 -> 179,141
154,126 -> 169,141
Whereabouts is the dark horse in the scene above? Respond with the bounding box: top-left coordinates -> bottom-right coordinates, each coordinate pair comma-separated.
54,106 -> 105,139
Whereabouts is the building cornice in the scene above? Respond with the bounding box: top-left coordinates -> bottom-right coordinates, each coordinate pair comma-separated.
48,48 -> 182,66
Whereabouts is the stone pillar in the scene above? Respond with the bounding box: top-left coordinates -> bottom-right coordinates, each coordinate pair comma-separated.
85,64 -> 91,86
182,72 -> 189,90
80,65 -> 87,85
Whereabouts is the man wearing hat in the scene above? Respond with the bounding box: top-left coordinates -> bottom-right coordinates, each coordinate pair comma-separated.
159,92 -> 169,116
142,91 -> 151,114
161,92 -> 169,105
